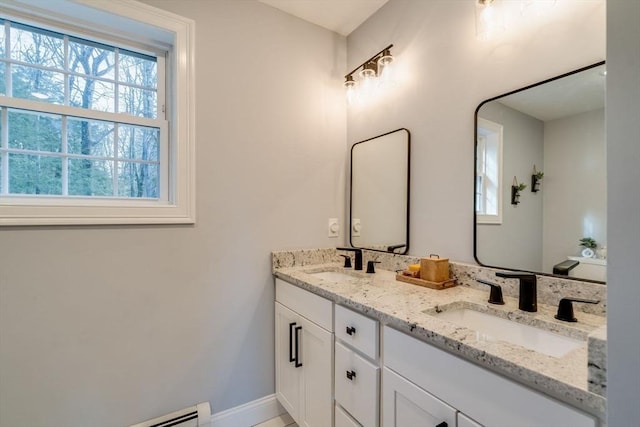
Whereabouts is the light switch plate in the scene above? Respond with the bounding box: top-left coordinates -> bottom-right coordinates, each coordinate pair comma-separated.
328,218 -> 339,238
352,218 -> 361,237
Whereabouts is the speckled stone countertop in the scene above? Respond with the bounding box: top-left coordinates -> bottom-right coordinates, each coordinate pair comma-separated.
272,248 -> 607,420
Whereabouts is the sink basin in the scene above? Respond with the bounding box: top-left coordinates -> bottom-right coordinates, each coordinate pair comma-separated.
427,305 -> 583,358
307,271 -> 361,282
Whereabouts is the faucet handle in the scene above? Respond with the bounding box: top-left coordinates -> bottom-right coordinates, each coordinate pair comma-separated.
366,261 -> 381,274
555,297 -> 600,322
495,271 -> 536,279
477,279 -> 505,305
339,254 -> 352,268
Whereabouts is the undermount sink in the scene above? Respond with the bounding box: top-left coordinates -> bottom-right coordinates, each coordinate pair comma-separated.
426,304 -> 584,358
307,271 -> 361,282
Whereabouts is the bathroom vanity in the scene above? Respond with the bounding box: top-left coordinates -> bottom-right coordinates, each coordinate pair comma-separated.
273,248 -> 606,427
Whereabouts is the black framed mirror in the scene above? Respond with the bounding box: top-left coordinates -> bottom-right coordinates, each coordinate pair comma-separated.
474,62 -> 606,283
350,128 -> 410,254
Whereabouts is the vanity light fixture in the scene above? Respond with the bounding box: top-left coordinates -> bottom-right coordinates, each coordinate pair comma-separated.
344,44 -> 394,103
475,0 -> 505,41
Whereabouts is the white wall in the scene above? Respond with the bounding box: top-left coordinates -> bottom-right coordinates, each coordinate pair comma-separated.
606,0 -> 640,424
543,108 -> 606,272
0,1 -> 346,426
477,102 -> 544,272
346,0 -> 605,262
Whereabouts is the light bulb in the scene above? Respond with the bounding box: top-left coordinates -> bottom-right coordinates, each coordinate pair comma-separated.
475,0 -> 505,41
378,60 -> 397,90
359,61 -> 377,79
344,75 -> 356,105
378,49 -> 393,67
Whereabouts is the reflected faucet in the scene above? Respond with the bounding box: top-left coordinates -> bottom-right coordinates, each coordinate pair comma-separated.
337,247 -> 363,271
495,271 -> 537,312
387,243 -> 406,253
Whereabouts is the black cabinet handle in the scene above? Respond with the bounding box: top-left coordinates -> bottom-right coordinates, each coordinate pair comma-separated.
435,422 -> 447,427
346,370 -> 356,380
346,326 -> 356,336
288,322 -> 296,362
294,326 -> 303,368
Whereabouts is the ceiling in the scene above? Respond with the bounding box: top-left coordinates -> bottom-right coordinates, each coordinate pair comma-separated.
258,0 -> 390,36
498,64 -> 606,121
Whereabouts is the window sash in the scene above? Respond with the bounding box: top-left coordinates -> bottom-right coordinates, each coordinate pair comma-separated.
476,118 -> 503,224
0,0 -> 195,225
0,16 -> 168,201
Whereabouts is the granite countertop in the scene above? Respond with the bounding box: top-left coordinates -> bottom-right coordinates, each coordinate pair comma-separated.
273,259 -> 607,419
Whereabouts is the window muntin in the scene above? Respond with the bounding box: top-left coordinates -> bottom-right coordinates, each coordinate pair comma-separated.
0,18 -> 164,199
476,118 -> 503,224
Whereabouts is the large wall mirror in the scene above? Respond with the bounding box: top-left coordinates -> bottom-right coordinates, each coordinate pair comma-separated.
474,62 -> 606,283
350,128 -> 410,254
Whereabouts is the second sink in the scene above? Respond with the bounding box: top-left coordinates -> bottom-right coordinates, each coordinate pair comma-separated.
426,303 -> 584,358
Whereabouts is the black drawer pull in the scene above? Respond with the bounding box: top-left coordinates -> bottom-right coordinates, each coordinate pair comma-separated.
294,326 -> 303,368
435,422 -> 447,427
346,370 -> 356,380
346,326 -> 356,336
288,322 -> 296,363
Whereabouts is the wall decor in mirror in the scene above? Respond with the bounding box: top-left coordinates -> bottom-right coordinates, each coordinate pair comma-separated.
350,128 -> 410,254
474,62 -> 606,283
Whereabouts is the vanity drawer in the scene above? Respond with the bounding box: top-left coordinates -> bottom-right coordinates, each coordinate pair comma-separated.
335,341 -> 379,427
335,403 -> 361,427
335,304 -> 379,360
275,278 -> 333,331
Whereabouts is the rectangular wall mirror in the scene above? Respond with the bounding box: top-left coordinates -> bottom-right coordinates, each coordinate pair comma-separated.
474,62 -> 606,283
350,128 -> 410,254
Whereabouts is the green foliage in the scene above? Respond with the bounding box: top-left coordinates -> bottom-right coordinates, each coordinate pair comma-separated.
579,237 -> 598,249
3,22 -> 159,198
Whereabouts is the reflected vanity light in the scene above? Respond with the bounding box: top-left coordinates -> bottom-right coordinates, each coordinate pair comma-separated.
344,44 -> 395,104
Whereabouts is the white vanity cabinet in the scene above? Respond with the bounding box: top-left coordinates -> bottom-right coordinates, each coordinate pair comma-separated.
382,326 -> 597,427
382,367 -> 456,427
334,305 -> 380,427
275,279 -> 333,427
457,413 -> 483,427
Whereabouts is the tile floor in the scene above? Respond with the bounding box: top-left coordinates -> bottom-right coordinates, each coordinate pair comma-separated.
253,413 -> 296,427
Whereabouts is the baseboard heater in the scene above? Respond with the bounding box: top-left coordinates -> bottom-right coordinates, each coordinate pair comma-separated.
130,402 -> 211,427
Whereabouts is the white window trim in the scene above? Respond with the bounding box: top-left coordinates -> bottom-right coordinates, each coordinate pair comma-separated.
476,117 -> 503,225
0,0 -> 196,226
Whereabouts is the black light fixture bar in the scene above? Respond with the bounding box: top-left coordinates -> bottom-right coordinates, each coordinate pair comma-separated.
344,43 -> 394,79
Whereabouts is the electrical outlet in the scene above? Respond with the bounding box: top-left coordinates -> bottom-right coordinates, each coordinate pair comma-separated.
328,218 -> 339,238
352,218 -> 361,237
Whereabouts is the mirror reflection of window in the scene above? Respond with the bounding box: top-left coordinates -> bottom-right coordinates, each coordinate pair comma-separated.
476,118 -> 503,224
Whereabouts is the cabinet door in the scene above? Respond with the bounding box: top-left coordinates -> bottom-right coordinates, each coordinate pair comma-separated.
336,404 -> 362,427
458,413 -> 484,427
382,368 -> 456,427
275,302 -> 301,421
298,314 -> 334,427
335,341 -> 379,427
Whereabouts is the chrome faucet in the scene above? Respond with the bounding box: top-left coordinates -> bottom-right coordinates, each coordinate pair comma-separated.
495,271 -> 537,312
337,247 -> 363,271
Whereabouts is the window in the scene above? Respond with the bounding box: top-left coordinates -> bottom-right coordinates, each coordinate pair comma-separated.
476,118 -> 503,224
0,0 -> 195,225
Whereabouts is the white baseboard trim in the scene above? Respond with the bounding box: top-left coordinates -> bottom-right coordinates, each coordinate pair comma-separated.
209,394 -> 287,427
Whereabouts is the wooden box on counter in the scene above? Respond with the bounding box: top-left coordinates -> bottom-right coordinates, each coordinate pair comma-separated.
420,255 -> 450,282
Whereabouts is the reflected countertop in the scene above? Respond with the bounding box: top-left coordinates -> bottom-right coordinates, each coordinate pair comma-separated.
273,251 -> 607,420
